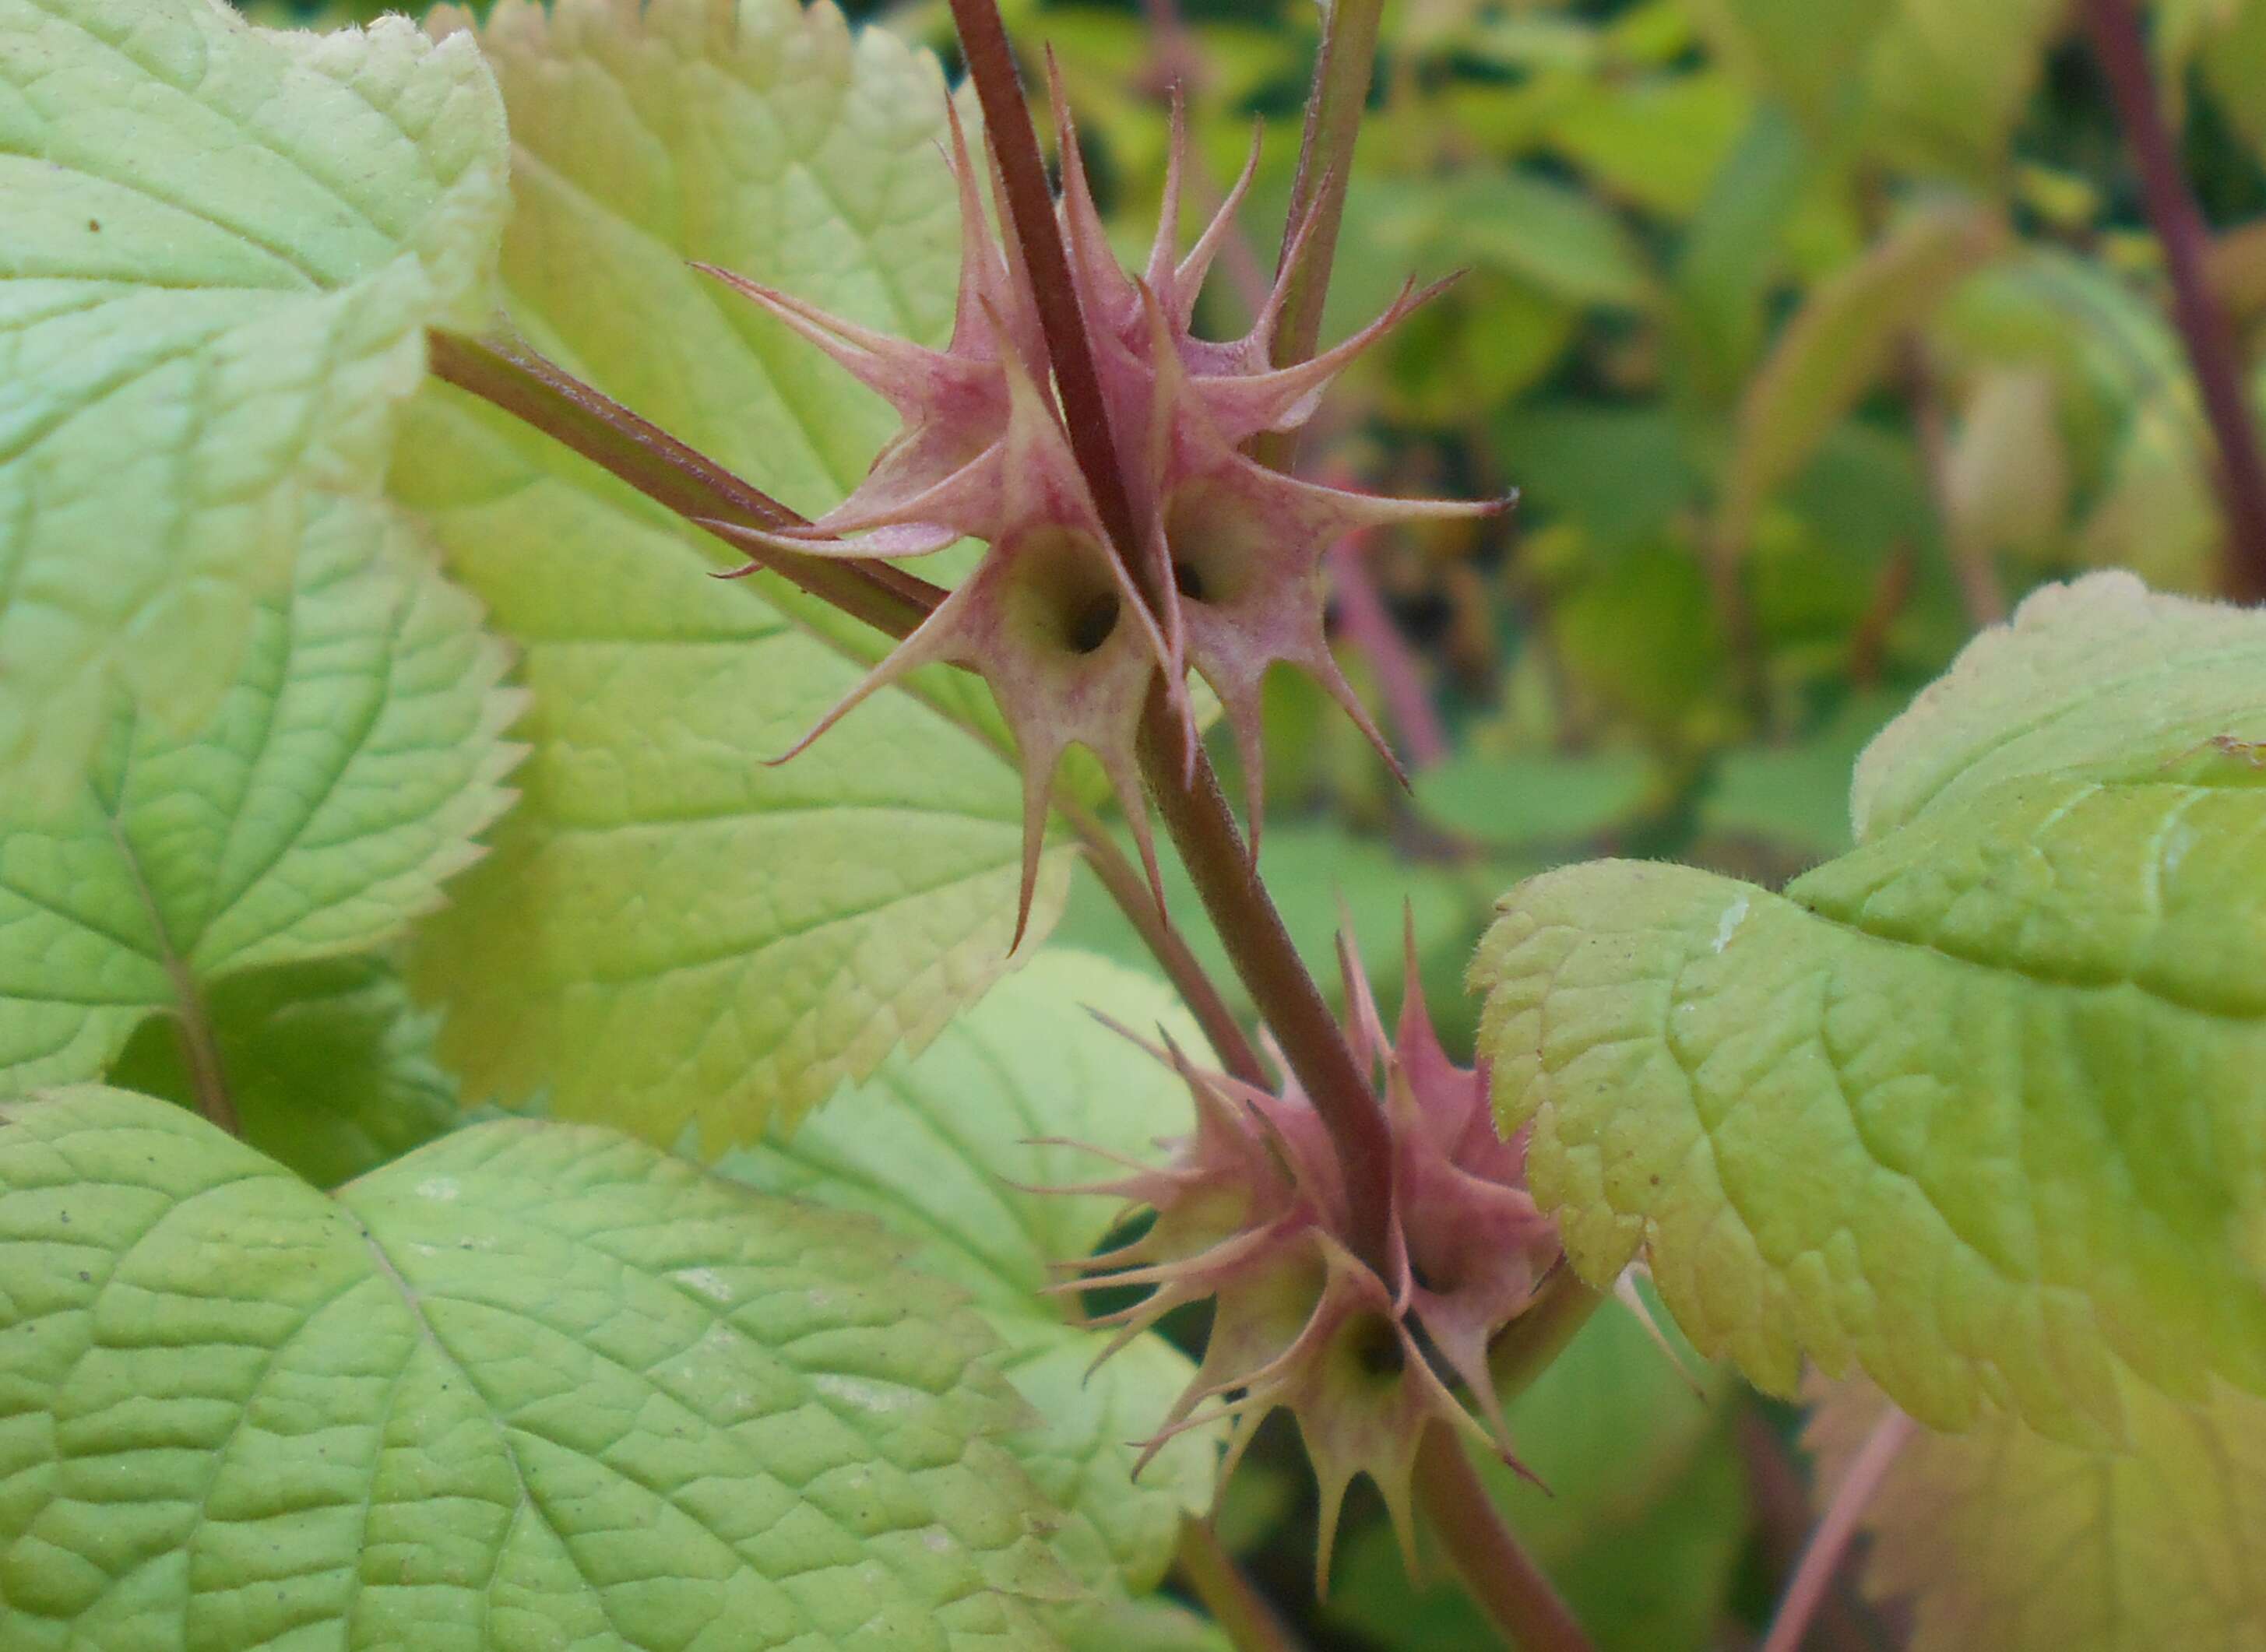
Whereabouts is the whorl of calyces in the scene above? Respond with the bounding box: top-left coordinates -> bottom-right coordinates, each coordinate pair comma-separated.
697,89 -> 1500,940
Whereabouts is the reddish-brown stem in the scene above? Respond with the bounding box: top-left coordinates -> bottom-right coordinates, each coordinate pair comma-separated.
1411,1425 -> 1595,1652
1062,799 -> 1266,1087
1172,1519 -> 1309,1652
426,329 -> 944,639
425,328 -> 1282,1112
946,0 -> 1149,579
947,0 -> 1398,1270
2084,0 -> 2266,601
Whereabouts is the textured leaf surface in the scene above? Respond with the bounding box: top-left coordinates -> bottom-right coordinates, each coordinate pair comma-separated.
0,1087 -> 1066,1648
1809,1376 -> 2266,1652
107,955 -> 459,1187
399,0 -> 1065,1148
720,951 -> 1220,1626
0,494 -> 519,1095
1475,574 -> 2266,1441
0,0 -> 508,797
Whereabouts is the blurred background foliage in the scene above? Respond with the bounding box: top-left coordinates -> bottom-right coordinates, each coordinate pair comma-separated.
235,0 -> 2266,1645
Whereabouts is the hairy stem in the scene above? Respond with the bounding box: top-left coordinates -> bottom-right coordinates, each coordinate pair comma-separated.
948,0 -> 1398,1270
1062,800 -> 1265,1086
426,330 -> 945,638
2083,0 -> 2266,600
1172,1519 -> 1308,1652
1266,0 -> 1385,386
1411,1425 -> 1595,1652
1761,1408 -> 1916,1652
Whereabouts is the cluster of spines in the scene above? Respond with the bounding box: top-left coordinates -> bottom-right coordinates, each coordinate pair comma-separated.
700,89 -> 1497,939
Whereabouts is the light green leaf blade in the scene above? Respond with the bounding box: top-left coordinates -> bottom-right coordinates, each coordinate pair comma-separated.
1475,575 -> 2266,1443
0,1086 -> 1069,1648
107,954 -> 460,1188
0,0 -> 508,798
0,492 -> 521,1097
1809,1374 -> 2266,1652
399,0 -> 1068,1148
718,951 -> 1222,1625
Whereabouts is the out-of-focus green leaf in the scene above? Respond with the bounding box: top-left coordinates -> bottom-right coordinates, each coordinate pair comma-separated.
717,952 -> 1219,1640
2197,0 -> 2266,167
1497,405 -> 1706,552
1550,544 -> 1739,749
1330,1302 -> 1746,1652
1415,751 -> 1656,850
2080,392 -> 2220,592
1402,173 -> 1656,310
1684,0 -> 1896,133
1719,203 -> 2005,555
1670,104 -> 1814,406
0,1088 -> 1070,1647
1809,1373 -> 2266,1652
1864,0 -> 2069,181
1702,693 -> 1903,864
1546,72 -> 1752,219
107,956 -> 459,1189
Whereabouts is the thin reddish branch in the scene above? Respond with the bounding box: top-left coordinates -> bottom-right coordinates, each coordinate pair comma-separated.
945,0 -> 1398,1271
2085,0 -> 2266,601
1326,529 -> 1448,770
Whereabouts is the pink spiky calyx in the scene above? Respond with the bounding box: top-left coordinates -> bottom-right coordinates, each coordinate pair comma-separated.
699,91 -> 1497,930
1053,922 -> 1563,1592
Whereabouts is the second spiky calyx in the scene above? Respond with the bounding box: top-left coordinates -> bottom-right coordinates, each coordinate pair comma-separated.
1047,923 -> 1564,1592
701,93 -> 1497,931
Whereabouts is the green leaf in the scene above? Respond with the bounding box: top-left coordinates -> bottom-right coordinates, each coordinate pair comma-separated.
1718,203 -> 2004,557
1701,693 -> 1902,864
0,0 -> 508,800
1330,1302 -> 1746,1652
0,1086 -> 1070,1647
1683,0 -> 1895,133
1545,71 -> 1751,220
1808,1374 -> 2266,1652
0,493 -> 520,1098
716,951 -> 1221,1629
399,0 -> 1070,1148
107,955 -> 459,1188
1863,0 -> 2067,181
1414,750 -> 1656,851
1387,172 -> 1655,310
1474,574 -> 2266,1443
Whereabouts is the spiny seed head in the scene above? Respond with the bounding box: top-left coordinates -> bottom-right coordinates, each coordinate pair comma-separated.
1053,918 -> 1563,1593
701,89 -> 1500,937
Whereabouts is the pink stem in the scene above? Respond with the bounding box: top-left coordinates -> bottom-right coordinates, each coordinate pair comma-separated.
1761,1408 -> 1916,1652
1326,530 -> 1449,770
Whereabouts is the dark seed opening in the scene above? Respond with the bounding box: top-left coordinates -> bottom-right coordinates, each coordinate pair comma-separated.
1350,1314 -> 1406,1378
1068,591 -> 1121,655
1173,560 -> 1208,602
